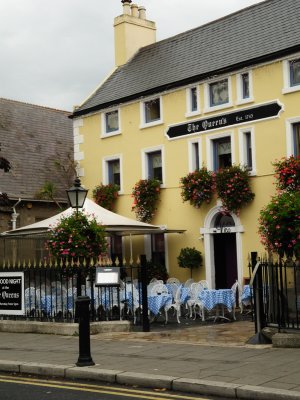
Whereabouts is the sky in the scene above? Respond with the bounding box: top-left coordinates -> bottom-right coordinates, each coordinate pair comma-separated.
0,0 -> 264,111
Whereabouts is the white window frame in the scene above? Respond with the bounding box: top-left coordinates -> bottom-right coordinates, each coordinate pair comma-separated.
236,70 -> 253,105
101,108 -> 121,138
140,96 -> 163,128
188,138 -> 202,172
285,116 -> 300,157
206,131 -> 235,172
238,127 -> 256,176
204,76 -> 232,113
141,145 -> 165,187
102,154 -> 123,194
185,85 -> 200,117
282,57 -> 300,94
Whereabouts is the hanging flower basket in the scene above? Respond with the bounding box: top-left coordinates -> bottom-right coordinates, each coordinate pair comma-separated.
215,165 -> 255,214
46,211 -> 108,260
273,155 -> 300,192
131,179 -> 161,223
259,155 -> 300,258
180,167 -> 215,208
258,191 -> 300,258
92,183 -> 119,211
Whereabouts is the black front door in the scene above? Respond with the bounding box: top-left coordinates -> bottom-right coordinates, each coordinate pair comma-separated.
213,233 -> 237,289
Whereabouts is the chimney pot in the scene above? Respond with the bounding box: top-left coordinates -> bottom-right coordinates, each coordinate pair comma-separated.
131,3 -> 139,18
138,6 -> 146,20
122,1 -> 131,15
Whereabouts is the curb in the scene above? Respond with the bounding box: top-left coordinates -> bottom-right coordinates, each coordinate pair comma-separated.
0,360 -> 299,400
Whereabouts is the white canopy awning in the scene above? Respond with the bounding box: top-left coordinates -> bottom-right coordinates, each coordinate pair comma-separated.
2,198 -> 184,237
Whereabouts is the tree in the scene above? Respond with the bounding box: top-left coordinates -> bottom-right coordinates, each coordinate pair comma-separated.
177,247 -> 203,278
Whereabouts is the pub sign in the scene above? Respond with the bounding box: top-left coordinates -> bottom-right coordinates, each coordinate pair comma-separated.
0,272 -> 25,315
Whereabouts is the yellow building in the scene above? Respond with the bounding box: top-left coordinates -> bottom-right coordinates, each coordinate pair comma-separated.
71,0 -> 300,288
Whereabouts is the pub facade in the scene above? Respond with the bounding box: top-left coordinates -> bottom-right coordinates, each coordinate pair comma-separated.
71,0 -> 300,288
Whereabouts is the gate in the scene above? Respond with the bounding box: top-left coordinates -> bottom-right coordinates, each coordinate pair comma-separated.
251,255 -> 300,331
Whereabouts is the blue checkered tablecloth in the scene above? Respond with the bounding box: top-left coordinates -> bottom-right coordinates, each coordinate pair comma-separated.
199,289 -> 235,312
148,294 -> 173,316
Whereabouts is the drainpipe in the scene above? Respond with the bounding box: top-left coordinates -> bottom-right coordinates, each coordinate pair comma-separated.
11,198 -> 21,230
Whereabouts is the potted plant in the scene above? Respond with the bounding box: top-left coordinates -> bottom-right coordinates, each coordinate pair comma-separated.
177,247 -> 203,278
92,183 -> 119,211
180,167 -> 215,208
215,164 -> 255,215
47,211 -> 108,260
131,179 -> 161,223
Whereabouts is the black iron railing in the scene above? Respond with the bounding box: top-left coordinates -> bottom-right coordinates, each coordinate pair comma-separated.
0,259 -> 146,325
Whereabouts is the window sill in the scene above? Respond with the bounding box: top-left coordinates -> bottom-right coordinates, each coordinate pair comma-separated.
185,110 -> 201,118
236,97 -> 254,106
282,85 -> 300,95
140,120 -> 164,129
101,130 -> 121,139
203,102 -> 233,114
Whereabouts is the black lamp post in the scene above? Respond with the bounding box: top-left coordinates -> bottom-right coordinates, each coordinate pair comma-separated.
66,178 -> 94,366
66,177 -> 88,213
66,177 -> 88,297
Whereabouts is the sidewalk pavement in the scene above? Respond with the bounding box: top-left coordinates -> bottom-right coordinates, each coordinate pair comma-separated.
0,321 -> 300,399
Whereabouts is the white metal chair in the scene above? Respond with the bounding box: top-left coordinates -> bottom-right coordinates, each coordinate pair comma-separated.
231,280 -> 243,318
187,282 -> 205,320
167,277 -> 180,285
199,280 -> 209,289
184,278 -> 194,288
165,285 -> 182,323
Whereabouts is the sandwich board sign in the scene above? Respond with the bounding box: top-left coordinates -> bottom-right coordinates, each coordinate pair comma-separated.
0,272 -> 25,315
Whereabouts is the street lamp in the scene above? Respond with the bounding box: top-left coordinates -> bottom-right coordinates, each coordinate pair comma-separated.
66,177 -> 88,212
66,178 -> 94,367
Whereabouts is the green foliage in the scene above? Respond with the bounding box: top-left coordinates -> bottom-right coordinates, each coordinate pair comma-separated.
93,183 -> 119,211
132,179 -> 161,223
144,260 -> 169,284
180,167 -> 215,208
177,247 -> 203,271
47,211 -> 108,259
215,165 -> 255,214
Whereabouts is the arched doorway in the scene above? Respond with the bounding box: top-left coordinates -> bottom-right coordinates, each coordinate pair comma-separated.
213,214 -> 237,289
200,205 -> 244,289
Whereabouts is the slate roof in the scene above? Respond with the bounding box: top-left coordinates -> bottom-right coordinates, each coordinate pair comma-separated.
73,0 -> 300,117
0,98 -> 73,201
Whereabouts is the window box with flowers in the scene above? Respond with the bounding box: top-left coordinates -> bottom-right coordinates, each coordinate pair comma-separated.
215,164 -> 255,214
132,179 -> 161,223
47,211 -> 108,261
180,167 -> 215,208
92,183 -> 119,211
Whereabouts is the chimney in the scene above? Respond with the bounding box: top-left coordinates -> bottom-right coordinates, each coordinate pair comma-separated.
114,1 -> 156,67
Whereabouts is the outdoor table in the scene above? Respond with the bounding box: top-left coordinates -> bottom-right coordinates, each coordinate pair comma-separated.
148,293 -> 172,316
199,289 -> 235,313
